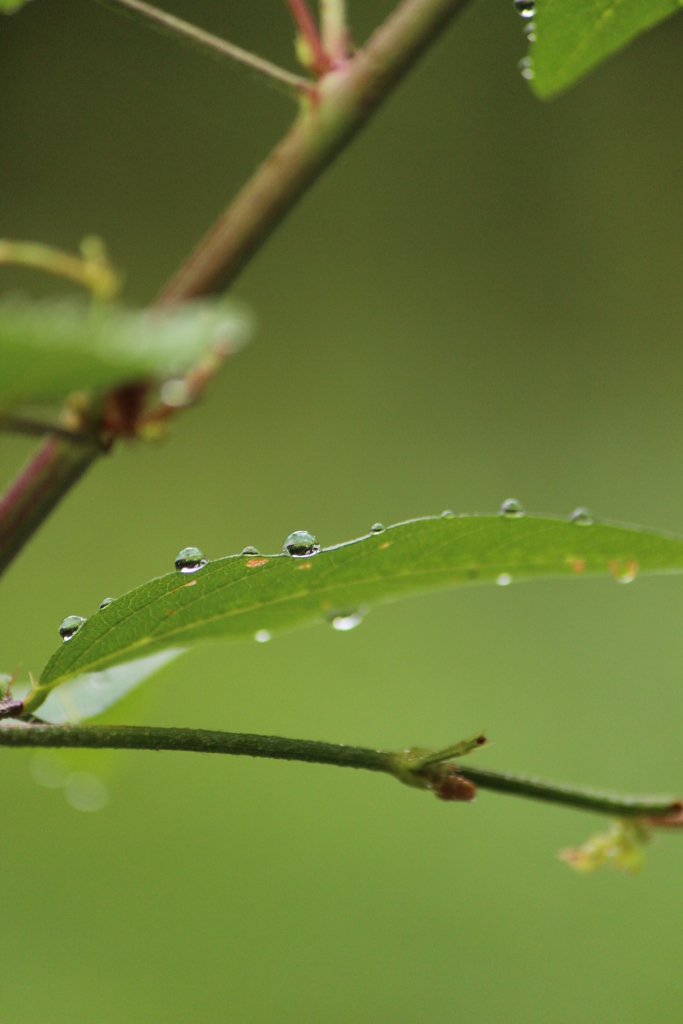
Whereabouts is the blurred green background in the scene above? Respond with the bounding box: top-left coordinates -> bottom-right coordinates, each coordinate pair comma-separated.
2,0 -> 683,1020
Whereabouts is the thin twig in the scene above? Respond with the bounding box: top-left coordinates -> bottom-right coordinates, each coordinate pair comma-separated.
284,0 -> 331,74
157,0 -> 474,303
1,722 -> 680,822
99,0 -> 312,95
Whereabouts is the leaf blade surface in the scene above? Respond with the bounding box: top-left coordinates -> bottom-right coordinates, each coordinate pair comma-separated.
34,513 -> 683,707
531,0 -> 681,97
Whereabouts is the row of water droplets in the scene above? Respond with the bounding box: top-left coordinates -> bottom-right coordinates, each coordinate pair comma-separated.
57,529 -> 364,644
514,0 -> 536,79
57,504 -> 621,643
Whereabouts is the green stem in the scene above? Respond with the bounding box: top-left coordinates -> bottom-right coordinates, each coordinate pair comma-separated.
3,722 -> 679,821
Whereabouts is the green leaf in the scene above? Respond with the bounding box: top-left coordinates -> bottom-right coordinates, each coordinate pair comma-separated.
530,0 -> 682,98
0,0 -> 33,12
31,512 -> 683,710
0,296 -> 251,408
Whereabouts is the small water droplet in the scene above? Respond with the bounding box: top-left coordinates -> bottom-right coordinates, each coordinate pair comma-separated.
611,561 -> 638,584
241,546 -> 259,556
255,630 -> 271,643
441,510 -> 455,518
497,573 -> 513,586
174,547 -> 208,573
514,0 -> 535,17
518,56 -> 535,79
370,523 -> 385,534
283,531 -> 320,557
570,508 -> 593,526
59,615 -> 86,641
524,19 -> 536,39
500,498 -> 525,518
99,597 -> 115,610
329,610 -> 364,631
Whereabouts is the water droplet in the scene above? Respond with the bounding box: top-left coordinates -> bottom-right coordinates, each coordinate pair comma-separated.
255,630 -> 271,643
611,561 -> 638,584
174,547 -> 208,573
518,56 -> 535,79
241,546 -> 259,556
59,615 -> 86,641
370,523 -> 385,534
441,510 -> 455,518
570,508 -> 593,526
99,597 -> 115,610
283,531 -> 320,557
497,573 -> 513,586
500,498 -> 525,518
330,610 -> 364,631
514,0 -> 535,17
524,19 -> 536,39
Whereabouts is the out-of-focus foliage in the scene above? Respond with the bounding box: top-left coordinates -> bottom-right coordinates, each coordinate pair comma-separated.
0,296 -> 250,408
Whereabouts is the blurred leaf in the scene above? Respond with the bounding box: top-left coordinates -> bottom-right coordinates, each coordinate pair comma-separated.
33,512 -> 683,705
0,296 -> 251,408
531,0 -> 682,98
34,649 -> 186,724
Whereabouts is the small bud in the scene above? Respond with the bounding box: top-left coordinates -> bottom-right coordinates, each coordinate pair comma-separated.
433,770 -> 477,802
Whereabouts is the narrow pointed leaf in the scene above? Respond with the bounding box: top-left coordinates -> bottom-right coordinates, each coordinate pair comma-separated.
0,296 -> 250,408
32,513 -> 683,708
530,0 -> 682,99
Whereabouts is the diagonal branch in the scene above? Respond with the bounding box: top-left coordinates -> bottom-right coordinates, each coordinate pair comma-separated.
1,721 -> 680,823
0,0 -> 474,578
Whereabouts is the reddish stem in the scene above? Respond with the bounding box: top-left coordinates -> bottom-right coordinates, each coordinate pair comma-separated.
284,0 -> 331,74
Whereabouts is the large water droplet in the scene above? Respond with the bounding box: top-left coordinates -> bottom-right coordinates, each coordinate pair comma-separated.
570,508 -> 593,526
514,0 -> 535,17
241,546 -> 259,556
283,531 -> 320,557
329,610 -> 364,631
518,56 -> 535,79
370,523 -> 385,534
59,615 -> 87,641
174,547 -> 207,573
99,597 -> 115,610
497,573 -> 513,586
255,630 -> 271,643
500,498 -> 525,518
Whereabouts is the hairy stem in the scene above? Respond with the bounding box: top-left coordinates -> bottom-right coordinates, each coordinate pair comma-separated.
2,722 -> 680,821
0,0 -> 472,577
99,0 -> 312,94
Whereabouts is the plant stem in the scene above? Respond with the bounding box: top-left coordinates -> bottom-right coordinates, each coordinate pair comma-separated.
284,0 -> 330,74
0,437 -> 102,577
99,0 -> 312,95
0,0 -> 473,577
2,722 -> 680,822
158,0 -> 474,303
